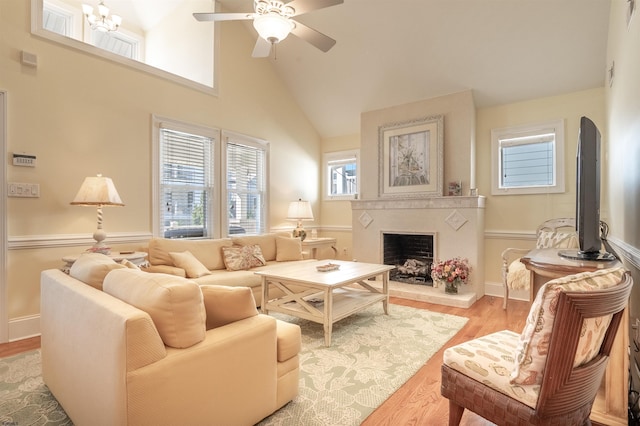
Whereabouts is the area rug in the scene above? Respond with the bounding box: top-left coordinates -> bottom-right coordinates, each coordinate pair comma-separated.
0,304 -> 467,426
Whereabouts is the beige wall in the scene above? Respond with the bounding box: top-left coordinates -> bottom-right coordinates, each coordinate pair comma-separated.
318,133 -> 359,260
478,88 -> 606,290
1,1 -> 320,332
323,88 -> 605,295
605,0 -> 640,334
360,90 -> 477,199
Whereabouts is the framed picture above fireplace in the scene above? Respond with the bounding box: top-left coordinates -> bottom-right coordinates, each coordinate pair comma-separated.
378,114 -> 443,198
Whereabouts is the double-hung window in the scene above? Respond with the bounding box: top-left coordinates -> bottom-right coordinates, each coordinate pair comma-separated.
153,118 -> 269,239
223,131 -> 268,235
323,149 -> 359,200
154,117 -> 217,239
491,119 -> 565,195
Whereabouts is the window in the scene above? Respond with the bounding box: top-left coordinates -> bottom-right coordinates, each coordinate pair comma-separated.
223,131 -> 268,235
90,29 -> 142,60
153,118 -> 269,239
323,149 -> 359,200
153,117 -> 218,239
42,0 -> 81,39
34,0 -> 216,92
491,119 -> 565,195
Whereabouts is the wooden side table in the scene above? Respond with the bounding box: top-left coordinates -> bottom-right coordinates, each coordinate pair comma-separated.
520,248 -> 628,425
301,237 -> 338,259
62,251 -> 148,273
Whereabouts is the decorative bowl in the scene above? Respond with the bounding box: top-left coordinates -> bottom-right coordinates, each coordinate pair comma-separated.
316,263 -> 340,272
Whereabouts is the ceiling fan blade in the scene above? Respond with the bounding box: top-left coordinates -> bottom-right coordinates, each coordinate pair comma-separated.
193,12 -> 253,22
286,0 -> 344,17
252,37 -> 272,58
290,21 -> 336,52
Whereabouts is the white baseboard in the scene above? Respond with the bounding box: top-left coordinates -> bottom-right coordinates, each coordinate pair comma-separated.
484,280 -> 529,302
9,314 -> 40,342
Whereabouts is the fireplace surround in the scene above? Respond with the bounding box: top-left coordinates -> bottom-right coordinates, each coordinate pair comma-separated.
351,196 -> 485,308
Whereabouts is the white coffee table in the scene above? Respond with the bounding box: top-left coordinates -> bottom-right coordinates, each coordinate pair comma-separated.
255,260 -> 395,346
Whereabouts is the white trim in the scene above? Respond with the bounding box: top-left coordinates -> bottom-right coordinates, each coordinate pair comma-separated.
8,232 -> 152,250
323,149 -> 360,201
9,315 -> 40,342
0,91 -> 7,343
609,236 -> 640,270
484,230 -> 536,240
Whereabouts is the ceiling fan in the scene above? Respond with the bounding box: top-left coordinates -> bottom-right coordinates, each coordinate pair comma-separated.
193,0 -> 343,58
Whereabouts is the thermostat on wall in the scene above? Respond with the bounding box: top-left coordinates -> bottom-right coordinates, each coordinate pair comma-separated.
12,153 -> 36,167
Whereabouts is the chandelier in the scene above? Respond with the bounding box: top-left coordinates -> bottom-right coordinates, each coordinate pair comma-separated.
82,1 -> 122,33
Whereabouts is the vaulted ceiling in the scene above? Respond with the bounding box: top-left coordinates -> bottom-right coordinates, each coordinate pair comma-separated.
111,0 -> 612,138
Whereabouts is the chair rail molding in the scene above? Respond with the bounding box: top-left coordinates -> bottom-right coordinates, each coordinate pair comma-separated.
8,232 -> 153,250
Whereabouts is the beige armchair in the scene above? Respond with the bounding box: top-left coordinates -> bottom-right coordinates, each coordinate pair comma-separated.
501,218 -> 577,308
442,267 -> 632,425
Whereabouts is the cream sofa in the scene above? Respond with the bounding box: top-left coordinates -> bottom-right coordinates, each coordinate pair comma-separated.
41,263 -> 301,426
142,233 -> 313,306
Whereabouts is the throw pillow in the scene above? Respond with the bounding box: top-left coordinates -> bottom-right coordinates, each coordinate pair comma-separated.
276,236 -> 303,261
103,269 -> 206,349
221,245 -> 266,271
231,234 -> 278,261
169,250 -> 211,278
200,285 -> 258,329
510,266 -> 626,385
69,252 -> 127,290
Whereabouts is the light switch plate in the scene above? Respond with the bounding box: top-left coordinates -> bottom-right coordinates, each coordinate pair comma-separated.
8,182 -> 40,198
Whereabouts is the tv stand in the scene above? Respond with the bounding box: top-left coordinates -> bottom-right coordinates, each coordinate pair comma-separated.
520,248 -> 628,425
558,249 -> 617,262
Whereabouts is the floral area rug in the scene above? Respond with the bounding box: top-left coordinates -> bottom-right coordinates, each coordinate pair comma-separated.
0,304 -> 467,426
0,350 -> 71,425
259,303 -> 468,426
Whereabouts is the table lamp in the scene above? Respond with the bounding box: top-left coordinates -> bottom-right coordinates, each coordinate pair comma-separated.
71,174 -> 124,254
287,198 -> 313,241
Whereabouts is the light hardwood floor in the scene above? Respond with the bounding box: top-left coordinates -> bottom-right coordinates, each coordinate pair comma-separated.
0,295 -> 529,425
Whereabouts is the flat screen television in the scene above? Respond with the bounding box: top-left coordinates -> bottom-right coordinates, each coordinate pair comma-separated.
559,116 -> 615,261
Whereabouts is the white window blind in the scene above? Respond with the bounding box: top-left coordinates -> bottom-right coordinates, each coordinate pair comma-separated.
500,132 -> 555,188
160,128 -> 214,239
225,136 -> 267,235
491,120 -> 565,195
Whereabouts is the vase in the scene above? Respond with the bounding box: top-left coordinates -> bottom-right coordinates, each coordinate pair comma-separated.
445,279 -> 459,294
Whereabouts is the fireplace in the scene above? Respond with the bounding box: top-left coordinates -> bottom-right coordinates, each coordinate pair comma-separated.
383,233 -> 434,285
351,197 -> 484,308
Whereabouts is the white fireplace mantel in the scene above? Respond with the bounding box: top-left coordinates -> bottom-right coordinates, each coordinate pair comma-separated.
351,196 -> 485,211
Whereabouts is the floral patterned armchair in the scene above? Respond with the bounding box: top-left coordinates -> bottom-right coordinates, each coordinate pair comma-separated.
441,266 -> 632,425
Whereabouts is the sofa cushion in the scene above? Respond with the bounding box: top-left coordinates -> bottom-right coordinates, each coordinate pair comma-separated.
103,269 -> 206,349
169,251 -> 211,278
200,285 -> 258,329
221,245 -> 266,271
69,252 -> 127,290
444,330 -> 538,408
147,238 -> 232,271
275,320 -> 302,362
276,236 -> 303,261
510,266 -> 626,385
231,234 -> 278,261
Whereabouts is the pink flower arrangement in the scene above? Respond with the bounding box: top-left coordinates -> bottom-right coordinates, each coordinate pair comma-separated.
430,257 -> 470,284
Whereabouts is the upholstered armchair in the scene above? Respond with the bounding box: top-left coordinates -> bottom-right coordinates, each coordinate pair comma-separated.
441,266 -> 632,425
501,218 -> 577,308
